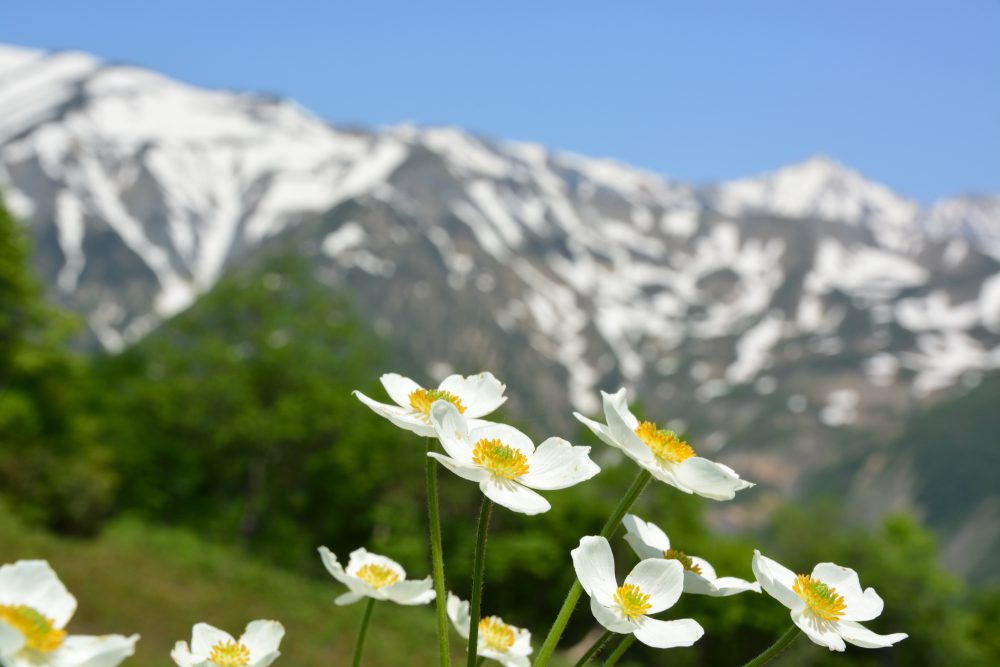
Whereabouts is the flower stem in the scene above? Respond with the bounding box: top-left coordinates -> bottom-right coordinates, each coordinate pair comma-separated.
602,635 -> 636,666
741,625 -> 801,667
467,496 -> 494,667
427,438 -> 451,667
532,469 -> 653,667
351,598 -> 376,667
572,629 -> 616,666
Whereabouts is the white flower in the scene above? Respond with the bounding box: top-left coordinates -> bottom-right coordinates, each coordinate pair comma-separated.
353,372 -> 507,437
318,547 -> 435,606
622,515 -> 760,597
574,388 -> 753,501
427,402 -> 600,515
171,620 -> 284,667
571,536 -> 704,649
752,550 -> 908,652
446,594 -> 531,667
0,559 -> 138,667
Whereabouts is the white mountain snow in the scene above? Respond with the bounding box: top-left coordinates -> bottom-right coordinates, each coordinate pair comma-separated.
1,42 -> 998,436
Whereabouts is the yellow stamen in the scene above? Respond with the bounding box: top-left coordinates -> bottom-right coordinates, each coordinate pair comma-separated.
613,583 -> 652,621
478,616 -> 516,652
664,548 -> 703,575
472,438 -> 530,480
356,563 -> 400,589
209,640 -> 251,667
409,388 -> 467,415
0,604 -> 65,652
793,574 -> 847,622
634,421 -> 696,464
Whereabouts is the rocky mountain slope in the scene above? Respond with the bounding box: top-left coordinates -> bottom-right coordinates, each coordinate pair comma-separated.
2,43 -> 999,561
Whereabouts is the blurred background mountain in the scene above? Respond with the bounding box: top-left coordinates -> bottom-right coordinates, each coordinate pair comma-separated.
1,31 -> 999,667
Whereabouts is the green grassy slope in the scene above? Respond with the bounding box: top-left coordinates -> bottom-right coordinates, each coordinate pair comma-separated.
0,506 -> 450,666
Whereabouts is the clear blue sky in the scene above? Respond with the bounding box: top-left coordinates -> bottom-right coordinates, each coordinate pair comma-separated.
3,1 -> 998,203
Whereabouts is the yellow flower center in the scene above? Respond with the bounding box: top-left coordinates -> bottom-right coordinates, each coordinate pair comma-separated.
793,574 -> 847,622
356,563 -> 401,589
209,640 -> 251,667
634,421 -> 696,464
478,616 -> 516,653
663,548 -> 703,575
0,604 -> 65,652
409,388 -> 467,415
472,438 -> 530,480
613,583 -> 652,621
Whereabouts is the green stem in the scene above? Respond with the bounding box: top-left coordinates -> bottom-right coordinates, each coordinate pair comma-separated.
602,635 -> 636,666
573,629 -> 616,666
741,625 -> 801,667
467,497 -> 494,667
427,438 -> 451,667
350,598 -> 376,667
532,469 -> 653,667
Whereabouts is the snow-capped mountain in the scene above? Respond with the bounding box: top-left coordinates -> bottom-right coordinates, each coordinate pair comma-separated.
3,43 -> 1000,519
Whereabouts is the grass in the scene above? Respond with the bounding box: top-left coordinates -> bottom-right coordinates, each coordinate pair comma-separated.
0,507 -> 449,666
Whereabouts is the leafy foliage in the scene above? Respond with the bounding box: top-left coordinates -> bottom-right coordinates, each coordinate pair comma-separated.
88,250 -> 414,568
0,197 -> 117,532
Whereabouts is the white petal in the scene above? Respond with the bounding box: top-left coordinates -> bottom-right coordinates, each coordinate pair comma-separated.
428,452 -> 489,483
379,373 -> 422,408
50,634 -> 139,667
509,627 -> 532,657
624,559 -> 683,614
601,389 -> 637,428
0,619 -> 26,656
589,596 -> 635,633
353,390 -> 434,436
681,571 -> 720,596
446,593 -> 471,640
494,653 -> 530,667
430,402 -> 475,463
752,551 -> 804,613
837,620 -> 907,649
0,560 -> 77,629
479,478 -> 550,515
319,547 -> 367,591
346,549 -> 407,581
622,514 -> 671,554
240,620 -> 284,659
675,458 -> 753,501
468,422 -> 535,456
811,563 -> 883,622
384,577 -> 435,605
190,623 -> 234,655
251,651 -> 281,667
633,617 -> 703,649
169,640 -> 198,667
601,393 -> 656,464
689,556 -> 717,581
317,547 -> 353,587
519,438 -> 599,490
793,611 -> 846,651
706,576 -> 761,597
634,461 -> 687,491
571,536 -> 618,604
438,372 -> 507,418
335,591 -> 366,606
572,412 -> 620,450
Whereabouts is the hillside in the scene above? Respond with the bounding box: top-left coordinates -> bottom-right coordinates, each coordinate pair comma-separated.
0,506 -> 450,667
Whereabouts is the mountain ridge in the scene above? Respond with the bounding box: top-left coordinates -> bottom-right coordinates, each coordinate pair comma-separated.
1,39 -> 998,460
